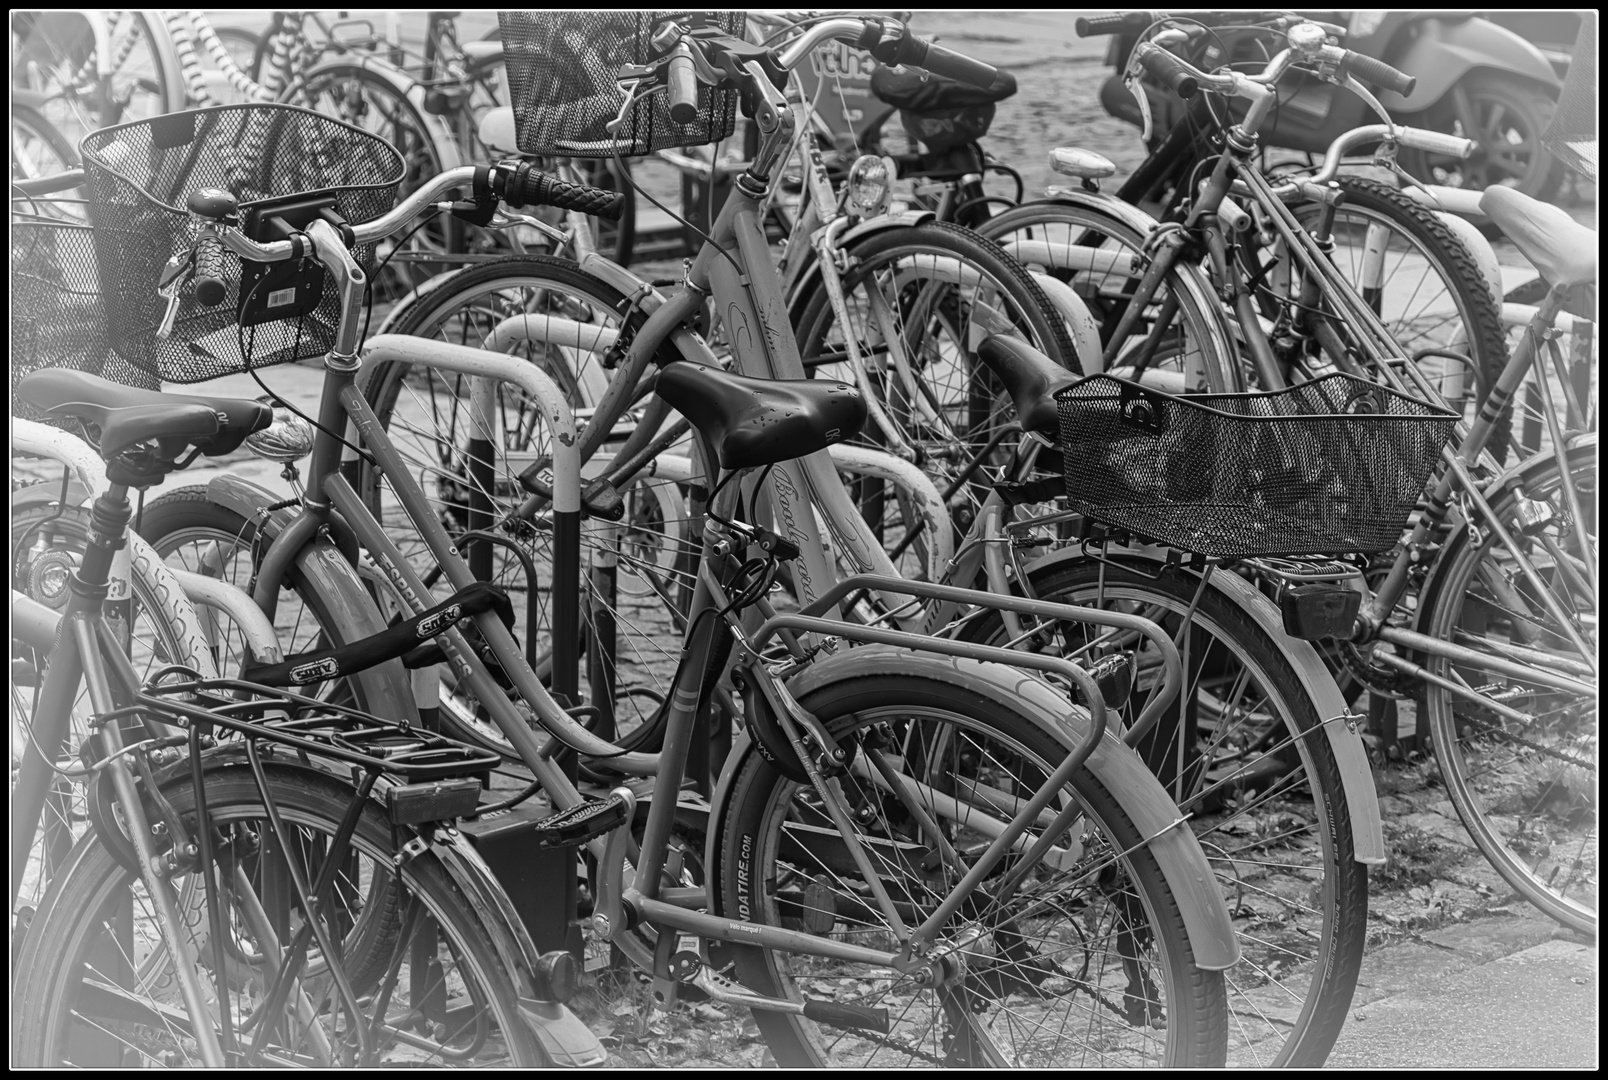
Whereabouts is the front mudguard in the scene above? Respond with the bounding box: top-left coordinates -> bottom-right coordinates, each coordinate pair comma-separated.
705,646 -> 1242,972
1380,17 -> 1560,113
1019,544 -> 1387,866
205,474 -> 417,724
784,209 -> 938,326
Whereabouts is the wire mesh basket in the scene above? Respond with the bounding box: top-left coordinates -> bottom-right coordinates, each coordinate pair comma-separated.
77,104 -> 405,383
1055,373 -> 1459,558
498,11 -> 746,158
11,219 -> 160,430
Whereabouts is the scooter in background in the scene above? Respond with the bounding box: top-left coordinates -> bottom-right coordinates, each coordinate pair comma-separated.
1098,11 -> 1563,199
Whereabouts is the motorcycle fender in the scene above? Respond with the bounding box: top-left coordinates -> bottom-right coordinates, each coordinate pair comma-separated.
1381,18 -> 1559,112
204,475 -> 417,722
1023,545 -> 1387,865
709,648 -> 1242,971
785,210 -> 939,323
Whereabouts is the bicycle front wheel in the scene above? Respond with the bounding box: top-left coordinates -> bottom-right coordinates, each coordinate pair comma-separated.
720,669 -> 1228,1068
11,763 -> 544,1067
1420,443 -> 1597,935
957,558 -> 1367,1067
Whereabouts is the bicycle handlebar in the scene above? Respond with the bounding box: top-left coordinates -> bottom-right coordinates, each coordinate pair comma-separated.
1339,51 -> 1416,97
192,234 -> 228,307
665,43 -> 699,123
11,167 -> 86,198
1133,41 -> 1199,99
1076,11 -> 1291,37
500,162 -> 626,221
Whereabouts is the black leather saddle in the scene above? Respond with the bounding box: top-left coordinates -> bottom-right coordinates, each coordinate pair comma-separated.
654,362 -> 866,471
15,369 -> 273,462
870,64 -> 1018,111
975,335 -> 1080,439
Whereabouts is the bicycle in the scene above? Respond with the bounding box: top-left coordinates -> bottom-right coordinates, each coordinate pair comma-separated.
145,16 -> 1403,1066
1069,18 -> 1597,936
9,366 -> 593,1067
94,20 -> 1252,1059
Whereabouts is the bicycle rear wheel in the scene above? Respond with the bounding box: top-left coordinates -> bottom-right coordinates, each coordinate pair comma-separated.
721,669 -> 1228,1068
11,763 -> 544,1067
957,558 -> 1367,1067
11,11 -> 175,145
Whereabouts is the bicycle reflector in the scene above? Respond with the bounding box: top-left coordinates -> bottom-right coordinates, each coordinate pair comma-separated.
845,154 -> 896,218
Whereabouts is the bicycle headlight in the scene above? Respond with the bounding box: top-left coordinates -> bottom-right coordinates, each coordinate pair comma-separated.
845,154 -> 895,218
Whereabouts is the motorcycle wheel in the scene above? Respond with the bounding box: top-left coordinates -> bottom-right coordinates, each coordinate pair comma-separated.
1398,73 -> 1561,201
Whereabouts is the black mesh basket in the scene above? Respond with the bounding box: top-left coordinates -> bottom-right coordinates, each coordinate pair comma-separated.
499,11 -> 746,158
1542,12 -> 1596,183
1056,374 -> 1459,558
12,218 -> 160,431
77,104 -> 405,383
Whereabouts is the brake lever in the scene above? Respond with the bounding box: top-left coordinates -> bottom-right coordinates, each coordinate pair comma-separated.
1125,72 -> 1156,145
155,251 -> 194,340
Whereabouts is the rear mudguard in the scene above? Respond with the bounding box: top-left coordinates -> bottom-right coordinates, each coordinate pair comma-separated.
706,646 -> 1241,971
1020,545 -> 1386,865
1381,17 -> 1559,113
205,474 -> 418,723
784,209 -> 938,326
145,749 -> 607,1067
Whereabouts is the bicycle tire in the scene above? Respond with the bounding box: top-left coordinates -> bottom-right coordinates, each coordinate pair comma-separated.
956,558 -> 1367,1067
361,255 -> 695,757
1419,442 -> 1597,935
136,487 -> 416,722
975,198 -> 1242,391
290,58 -> 458,304
11,11 -> 176,144
790,220 -> 1081,541
10,100 -> 78,181
11,762 -> 544,1067
1282,176 -> 1514,462
720,667 -> 1228,1067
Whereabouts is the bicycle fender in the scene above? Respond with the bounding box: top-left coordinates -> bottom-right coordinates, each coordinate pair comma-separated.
204,475 -> 417,722
1432,208 -> 1504,308
429,827 -> 609,1067
784,210 -> 939,324
708,648 -> 1241,971
1379,18 -> 1559,112
1023,545 -> 1387,865
1027,269 -> 1103,374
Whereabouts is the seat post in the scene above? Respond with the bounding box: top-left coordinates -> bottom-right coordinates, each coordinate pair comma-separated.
69,483 -> 134,604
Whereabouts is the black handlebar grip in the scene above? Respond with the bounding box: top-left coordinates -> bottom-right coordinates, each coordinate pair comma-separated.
1135,42 -> 1199,100
666,48 -> 699,125
1340,51 -> 1416,97
505,165 -> 626,222
193,234 -> 228,307
902,35 -> 999,88
1075,12 -> 1158,37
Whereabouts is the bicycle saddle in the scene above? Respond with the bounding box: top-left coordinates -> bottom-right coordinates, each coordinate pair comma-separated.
478,106 -> 519,156
654,362 -> 866,470
975,335 -> 1080,439
870,64 -> 1018,110
15,369 -> 272,461
1480,186 -> 1597,290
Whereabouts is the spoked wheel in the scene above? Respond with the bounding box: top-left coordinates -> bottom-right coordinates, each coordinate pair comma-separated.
11,11 -> 175,147
721,673 -> 1229,1068
957,558 -> 1367,1067
1420,443 -> 1597,935
11,765 -> 543,1067
361,256 -> 696,757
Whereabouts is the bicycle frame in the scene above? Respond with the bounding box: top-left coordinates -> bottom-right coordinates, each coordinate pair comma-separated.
1094,51 -> 1596,702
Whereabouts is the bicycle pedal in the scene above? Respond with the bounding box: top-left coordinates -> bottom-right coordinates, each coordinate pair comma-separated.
530,793 -> 630,849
